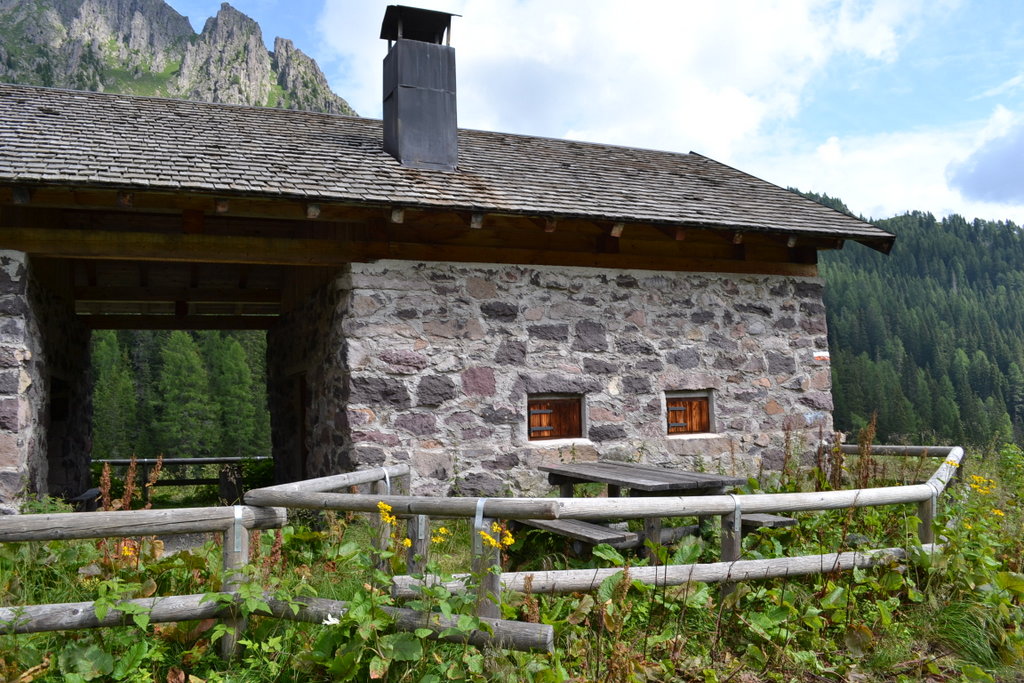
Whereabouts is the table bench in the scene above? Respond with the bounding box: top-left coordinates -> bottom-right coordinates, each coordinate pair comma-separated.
533,461 -> 748,558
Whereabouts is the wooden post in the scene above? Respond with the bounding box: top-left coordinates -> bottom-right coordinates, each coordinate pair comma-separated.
720,496 -> 742,598
699,486 -> 726,541
917,486 -> 936,545
471,513 -> 501,619
633,490 -> 662,563
372,477 -> 393,575
406,515 -> 430,575
220,506 -> 250,659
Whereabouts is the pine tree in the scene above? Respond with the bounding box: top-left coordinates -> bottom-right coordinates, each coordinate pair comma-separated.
155,331 -> 218,458
206,333 -> 256,458
91,330 -> 137,459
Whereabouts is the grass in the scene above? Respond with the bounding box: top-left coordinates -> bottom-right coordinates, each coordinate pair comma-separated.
2,441 -> 1023,680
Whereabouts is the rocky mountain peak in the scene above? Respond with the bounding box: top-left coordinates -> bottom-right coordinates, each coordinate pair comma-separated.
0,0 -> 355,114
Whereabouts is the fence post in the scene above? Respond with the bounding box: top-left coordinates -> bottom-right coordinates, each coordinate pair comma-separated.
220,505 -> 250,659
917,486 -> 936,545
720,495 -> 742,598
407,515 -> 430,575
372,474 -> 393,575
471,501 -> 501,619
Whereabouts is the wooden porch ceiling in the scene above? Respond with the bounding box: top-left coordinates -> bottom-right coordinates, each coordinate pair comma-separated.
1,185 -> 838,331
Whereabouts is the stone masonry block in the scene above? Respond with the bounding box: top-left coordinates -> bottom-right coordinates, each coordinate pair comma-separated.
0,399 -> 18,431
348,377 -> 411,408
571,320 -> 608,352
417,375 -> 457,405
461,367 -> 496,396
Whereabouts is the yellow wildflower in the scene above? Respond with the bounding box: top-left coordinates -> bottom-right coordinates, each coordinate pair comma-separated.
992,509 -> 1005,517
502,530 -> 515,547
943,459 -> 959,468
479,530 -> 502,550
377,501 -> 397,526
401,537 -> 413,548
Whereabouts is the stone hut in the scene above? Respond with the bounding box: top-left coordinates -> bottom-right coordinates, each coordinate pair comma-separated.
0,8 -> 894,503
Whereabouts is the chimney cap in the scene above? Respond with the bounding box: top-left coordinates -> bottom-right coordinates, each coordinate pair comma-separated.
380,5 -> 459,44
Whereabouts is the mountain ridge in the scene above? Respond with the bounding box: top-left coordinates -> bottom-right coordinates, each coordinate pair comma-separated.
0,0 -> 354,114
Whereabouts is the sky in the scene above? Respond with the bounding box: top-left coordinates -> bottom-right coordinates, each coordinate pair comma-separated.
165,0 -> 1024,225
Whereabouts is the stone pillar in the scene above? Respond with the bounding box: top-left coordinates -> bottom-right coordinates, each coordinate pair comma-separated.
267,269 -> 351,483
0,251 -> 39,505
0,251 -> 91,506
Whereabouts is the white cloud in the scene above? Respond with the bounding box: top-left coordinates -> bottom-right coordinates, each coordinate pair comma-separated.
946,107 -> 1024,205
741,115 -> 1024,224
316,0 -> 937,158
315,0 -> 1024,225
976,73 -> 1024,100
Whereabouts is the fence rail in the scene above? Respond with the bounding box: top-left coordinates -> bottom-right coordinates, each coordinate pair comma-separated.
1,462 -> 554,656
1,443 -> 965,661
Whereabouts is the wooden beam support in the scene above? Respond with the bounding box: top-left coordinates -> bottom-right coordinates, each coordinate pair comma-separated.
215,199 -> 231,214
544,218 -> 557,233
390,207 -> 405,224
596,234 -> 620,254
182,209 -> 204,235
116,192 -> 134,208
470,213 -> 485,229
786,236 -> 798,248
731,232 -> 744,245
381,241 -> 817,277
306,203 -> 321,219
73,287 -> 281,303
1,228 -> 820,276
0,228 -> 371,266
82,315 -> 277,330
610,222 -> 625,238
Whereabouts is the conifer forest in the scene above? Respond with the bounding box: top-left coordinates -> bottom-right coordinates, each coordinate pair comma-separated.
816,193 -> 1024,447
90,330 -> 271,461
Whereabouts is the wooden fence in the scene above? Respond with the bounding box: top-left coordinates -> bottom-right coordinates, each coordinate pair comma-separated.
0,464 -> 554,656
1,444 -> 963,660
243,445 -> 963,609
91,456 -> 274,505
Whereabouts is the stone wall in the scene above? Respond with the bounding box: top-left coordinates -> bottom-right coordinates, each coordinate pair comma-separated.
276,260 -> 832,496
0,251 -> 91,505
267,271 -> 350,482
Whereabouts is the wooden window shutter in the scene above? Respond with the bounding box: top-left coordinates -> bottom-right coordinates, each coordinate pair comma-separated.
666,396 -> 711,434
528,397 -> 582,440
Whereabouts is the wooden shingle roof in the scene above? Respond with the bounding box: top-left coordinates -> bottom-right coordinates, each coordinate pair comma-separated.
0,83 -> 893,252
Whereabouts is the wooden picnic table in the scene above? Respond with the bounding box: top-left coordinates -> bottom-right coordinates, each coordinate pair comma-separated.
535,461 -> 748,557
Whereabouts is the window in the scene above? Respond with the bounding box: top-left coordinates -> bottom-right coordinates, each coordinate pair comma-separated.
666,391 -> 713,435
528,395 -> 583,440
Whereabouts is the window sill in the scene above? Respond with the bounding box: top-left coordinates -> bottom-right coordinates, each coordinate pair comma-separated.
525,438 -> 594,449
667,433 -> 722,441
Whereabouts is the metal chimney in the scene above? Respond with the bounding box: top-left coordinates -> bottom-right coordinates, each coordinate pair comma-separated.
380,6 -> 459,171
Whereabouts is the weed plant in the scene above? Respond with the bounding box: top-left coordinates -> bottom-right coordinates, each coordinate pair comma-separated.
1,442 -> 1023,680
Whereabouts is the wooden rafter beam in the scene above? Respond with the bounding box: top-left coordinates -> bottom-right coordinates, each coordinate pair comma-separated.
0,227 -> 819,276
0,228 -> 373,266
73,286 -> 281,304
81,315 -> 277,330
